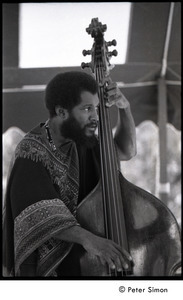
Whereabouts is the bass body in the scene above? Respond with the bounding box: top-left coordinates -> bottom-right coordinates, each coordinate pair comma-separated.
77,172 -> 181,276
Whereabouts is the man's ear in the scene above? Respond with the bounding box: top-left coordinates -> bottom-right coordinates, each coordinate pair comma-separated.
55,106 -> 69,119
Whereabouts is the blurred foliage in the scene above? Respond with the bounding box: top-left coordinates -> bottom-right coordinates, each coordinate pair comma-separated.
121,121 -> 181,227
2,127 -> 25,206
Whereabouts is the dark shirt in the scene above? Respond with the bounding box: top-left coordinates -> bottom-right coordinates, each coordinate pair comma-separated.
77,142 -> 101,204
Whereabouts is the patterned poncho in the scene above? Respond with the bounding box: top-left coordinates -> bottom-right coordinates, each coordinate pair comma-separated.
3,123 -> 100,276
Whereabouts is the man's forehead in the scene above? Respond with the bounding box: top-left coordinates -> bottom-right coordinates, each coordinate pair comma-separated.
80,91 -> 99,105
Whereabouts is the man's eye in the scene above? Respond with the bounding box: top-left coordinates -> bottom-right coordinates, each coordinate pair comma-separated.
84,107 -> 91,112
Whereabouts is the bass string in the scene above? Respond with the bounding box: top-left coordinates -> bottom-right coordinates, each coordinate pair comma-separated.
95,64 -> 111,241
99,75 -> 126,277
101,62 -> 124,246
96,63 -> 116,243
99,62 -> 129,255
98,75 -> 128,276
96,57 -> 129,276
96,57 -> 122,246
94,60 -> 110,241
96,65 -> 119,277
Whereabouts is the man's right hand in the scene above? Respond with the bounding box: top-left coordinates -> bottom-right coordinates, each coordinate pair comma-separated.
56,225 -> 133,273
82,232 -> 133,272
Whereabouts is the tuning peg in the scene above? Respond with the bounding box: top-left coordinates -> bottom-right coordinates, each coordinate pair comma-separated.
108,50 -> 118,57
81,62 -> 92,69
82,50 -> 92,56
106,39 -> 117,47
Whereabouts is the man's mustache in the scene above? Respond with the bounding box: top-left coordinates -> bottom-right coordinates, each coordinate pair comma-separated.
86,121 -> 98,127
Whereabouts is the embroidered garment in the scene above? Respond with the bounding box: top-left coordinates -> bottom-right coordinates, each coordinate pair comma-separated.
3,123 -> 83,276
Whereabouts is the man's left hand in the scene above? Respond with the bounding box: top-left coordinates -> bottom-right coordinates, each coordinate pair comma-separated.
105,78 -> 129,109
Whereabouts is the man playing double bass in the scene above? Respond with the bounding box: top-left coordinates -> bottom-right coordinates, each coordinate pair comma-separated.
3,71 -> 137,277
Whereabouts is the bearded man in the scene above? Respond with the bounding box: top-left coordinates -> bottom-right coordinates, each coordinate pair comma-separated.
3,71 -> 136,277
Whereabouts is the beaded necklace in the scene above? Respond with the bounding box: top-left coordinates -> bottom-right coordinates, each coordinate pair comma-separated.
44,120 -> 57,152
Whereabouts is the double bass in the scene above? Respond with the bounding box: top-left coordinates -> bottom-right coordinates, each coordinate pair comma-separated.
77,18 -> 181,276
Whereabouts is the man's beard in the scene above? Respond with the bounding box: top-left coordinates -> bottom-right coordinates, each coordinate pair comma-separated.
61,114 -> 97,148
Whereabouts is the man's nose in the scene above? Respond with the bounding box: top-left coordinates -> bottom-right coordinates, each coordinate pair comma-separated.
90,108 -> 98,122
